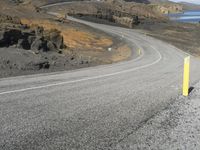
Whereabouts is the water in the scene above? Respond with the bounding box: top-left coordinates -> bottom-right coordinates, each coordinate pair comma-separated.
168,10 -> 200,23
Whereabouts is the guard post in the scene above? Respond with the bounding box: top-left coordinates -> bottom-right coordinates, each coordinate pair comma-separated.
183,56 -> 190,96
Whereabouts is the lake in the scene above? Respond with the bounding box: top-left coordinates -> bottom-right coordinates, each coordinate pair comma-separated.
168,10 -> 200,23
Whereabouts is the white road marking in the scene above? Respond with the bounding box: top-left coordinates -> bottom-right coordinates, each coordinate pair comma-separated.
0,4 -> 162,96
0,45 -> 162,96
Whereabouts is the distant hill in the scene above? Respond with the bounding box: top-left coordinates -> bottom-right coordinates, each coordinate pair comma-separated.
9,0 -> 184,15
122,0 -> 183,14
180,2 -> 200,10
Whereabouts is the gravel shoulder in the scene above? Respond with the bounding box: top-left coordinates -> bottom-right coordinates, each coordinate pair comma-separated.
116,81 -> 200,150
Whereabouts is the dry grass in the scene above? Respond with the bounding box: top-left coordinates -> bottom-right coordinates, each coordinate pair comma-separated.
111,45 -> 132,62
140,23 -> 200,57
21,18 -> 132,63
21,18 -> 113,50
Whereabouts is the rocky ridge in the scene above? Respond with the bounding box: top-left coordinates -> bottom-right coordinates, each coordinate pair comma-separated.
0,14 -> 65,53
0,14 -> 93,77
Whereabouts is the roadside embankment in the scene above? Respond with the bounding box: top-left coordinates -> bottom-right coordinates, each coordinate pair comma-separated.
137,22 -> 200,57
41,1 -> 200,58
0,0 -> 133,78
116,81 -> 200,149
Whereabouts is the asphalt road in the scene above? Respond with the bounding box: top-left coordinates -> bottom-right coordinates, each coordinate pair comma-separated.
1,9 -> 200,150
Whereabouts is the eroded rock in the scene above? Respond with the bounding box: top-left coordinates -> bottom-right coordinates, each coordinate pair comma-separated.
0,14 -> 65,52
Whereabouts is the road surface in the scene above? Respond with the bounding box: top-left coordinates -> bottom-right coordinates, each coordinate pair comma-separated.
1,6 -> 200,150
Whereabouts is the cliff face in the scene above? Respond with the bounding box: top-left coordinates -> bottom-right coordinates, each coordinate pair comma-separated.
12,0 -> 181,28
0,14 -> 65,52
106,0 -> 183,14
181,2 -> 200,10
50,0 -> 166,28
152,3 -> 183,14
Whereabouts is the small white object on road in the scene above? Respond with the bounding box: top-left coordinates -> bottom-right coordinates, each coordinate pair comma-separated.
108,48 -> 112,52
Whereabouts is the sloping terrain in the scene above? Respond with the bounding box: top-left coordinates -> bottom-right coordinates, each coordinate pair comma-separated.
1,15 -> 200,150
43,0 -> 200,58
1,1 -> 200,150
0,0 -> 132,78
137,21 -> 200,57
43,0 -> 183,31
1,0 -> 198,79
181,2 -> 200,10
117,81 -> 200,149
44,0 -> 167,28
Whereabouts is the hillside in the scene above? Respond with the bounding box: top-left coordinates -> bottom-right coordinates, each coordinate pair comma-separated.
180,2 -> 200,10
109,0 -> 183,14
0,0 -> 132,77
44,0 -> 169,29
1,0 -> 198,78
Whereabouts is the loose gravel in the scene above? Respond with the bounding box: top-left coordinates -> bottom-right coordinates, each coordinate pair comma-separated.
116,81 -> 200,150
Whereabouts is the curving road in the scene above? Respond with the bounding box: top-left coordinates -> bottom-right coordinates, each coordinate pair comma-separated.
1,5 -> 200,150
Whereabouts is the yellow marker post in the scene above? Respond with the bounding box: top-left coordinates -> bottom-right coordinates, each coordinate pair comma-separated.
138,49 -> 141,55
183,56 -> 190,96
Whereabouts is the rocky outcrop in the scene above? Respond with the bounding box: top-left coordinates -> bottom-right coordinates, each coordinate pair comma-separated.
63,0 -> 167,28
72,8 -> 140,28
0,15 -> 65,52
0,28 -> 64,52
0,14 -> 21,24
153,4 -> 183,14
112,10 -> 140,27
45,29 -> 64,49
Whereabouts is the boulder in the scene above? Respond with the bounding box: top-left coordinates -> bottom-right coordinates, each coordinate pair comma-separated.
35,26 -> 44,37
0,14 -> 65,52
0,30 -> 5,46
31,37 -> 44,51
48,30 -> 64,49
34,61 -> 50,69
0,29 -> 22,47
0,14 -> 21,24
132,16 -> 140,25
28,35 -> 36,45
17,39 -> 30,50
47,41 -> 56,51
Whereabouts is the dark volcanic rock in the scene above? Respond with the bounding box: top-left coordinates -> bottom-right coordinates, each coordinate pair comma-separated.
17,39 -> 30,49
49,32 -> 64,49
35,26 -> 44,37
73,8 -> 140,28
0,14 -> 21,24
0,28 -> 36,50
0,31 -> 4,46
47,30 -> 64,49
0,29 -> 22,47
47,41 -> 56,51
31,37 -> 48,52
34,61 -> 50,69
0,14 -> 65,52
28,35 -> 36,45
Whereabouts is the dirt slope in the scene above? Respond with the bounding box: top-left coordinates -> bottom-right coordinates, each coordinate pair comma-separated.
0,0 -> 132,78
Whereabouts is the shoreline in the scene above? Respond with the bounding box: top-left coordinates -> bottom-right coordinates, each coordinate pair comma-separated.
167,10 -> 200,23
